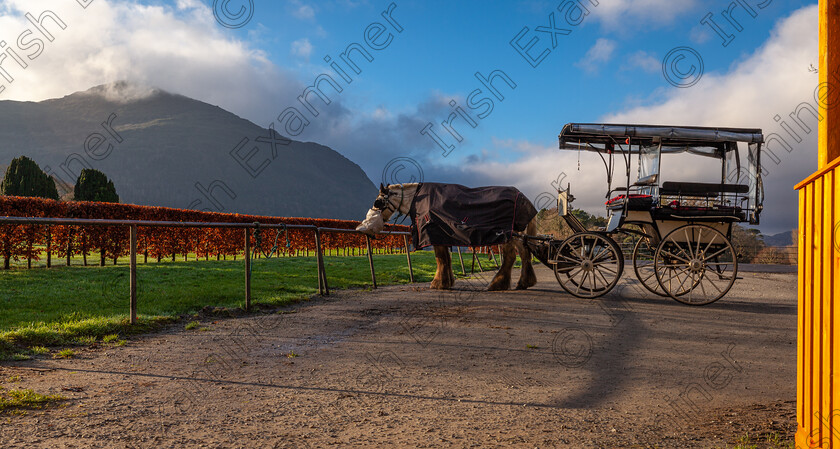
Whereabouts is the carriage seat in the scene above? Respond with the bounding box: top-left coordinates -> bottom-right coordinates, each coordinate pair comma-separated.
660,181 -> 749,197
651,204 -> 746,221
605,194 -> 653,211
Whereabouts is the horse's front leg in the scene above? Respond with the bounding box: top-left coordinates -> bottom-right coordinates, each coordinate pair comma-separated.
430,245 -> 454,290
514,239 -> 537,290
488,242 -> 516,291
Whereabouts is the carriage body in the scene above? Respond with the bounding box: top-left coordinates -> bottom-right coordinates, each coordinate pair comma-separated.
545,123 -> 764,305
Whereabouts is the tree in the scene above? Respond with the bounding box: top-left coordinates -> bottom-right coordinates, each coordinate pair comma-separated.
730,224 -> 765,262
753,246 -> 791,264
535,207 -> 609,240
0,156 -> 59,200
74,169 -> 119,203
73,169 -> 120,266
571,209 -> 608,230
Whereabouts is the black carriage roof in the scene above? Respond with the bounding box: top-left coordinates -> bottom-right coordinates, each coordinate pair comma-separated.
558,123 -> 764,155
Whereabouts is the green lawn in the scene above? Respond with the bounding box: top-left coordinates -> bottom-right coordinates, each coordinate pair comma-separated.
0,251 -> 499,359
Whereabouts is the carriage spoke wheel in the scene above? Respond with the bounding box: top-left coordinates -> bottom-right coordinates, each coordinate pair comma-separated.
653,224 -> 737,306
634,236 -> 698,298
553,232 -> 623,299
632,237 -> 667,297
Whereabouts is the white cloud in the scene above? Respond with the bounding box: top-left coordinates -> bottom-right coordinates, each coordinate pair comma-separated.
289,0 -> 315,20
458,5 -> 820,234
575,38 -> 616,73
603,5 -> 817,139
490,138 -> 552,155
371,106 -> 391,120
175,0 -> 203,10
603,5 -> 819,233
0,0 -> 302,124
689,24 -> 712,44
626,50 -> 659,73
589,0 -> 699,27
291,38 -> 313,60
434,140 -> 611,215
336,0 -> 367,8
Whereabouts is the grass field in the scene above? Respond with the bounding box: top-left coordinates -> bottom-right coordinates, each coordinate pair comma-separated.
0,251 -> 499,359
2,246 -> 409,269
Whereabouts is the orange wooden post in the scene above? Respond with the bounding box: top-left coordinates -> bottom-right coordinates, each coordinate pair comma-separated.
818,0 -> 840,167
795,2 -> 840,448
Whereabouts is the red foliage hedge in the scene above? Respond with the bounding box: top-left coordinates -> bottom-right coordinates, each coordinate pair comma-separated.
0,196 -> 409,264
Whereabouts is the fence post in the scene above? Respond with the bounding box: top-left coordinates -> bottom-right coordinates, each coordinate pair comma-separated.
46,226 -> 51,268
129,225 -> 137,325
456,246 -> 466,275
66,227 -> 72,266
245,228 -> 251,311
366,235 -> 377,289
314,229 -> 329,295
314,232 -> 323,294
403,234 -> 415,283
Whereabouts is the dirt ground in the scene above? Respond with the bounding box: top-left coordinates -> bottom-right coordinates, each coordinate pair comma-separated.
0,264 -> 797,448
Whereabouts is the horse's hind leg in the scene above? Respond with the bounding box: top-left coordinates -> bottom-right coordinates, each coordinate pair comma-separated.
488,242 -> 516,291
444,249 -> 455,288
514,222 -> 538,290
430,245 -> 453,290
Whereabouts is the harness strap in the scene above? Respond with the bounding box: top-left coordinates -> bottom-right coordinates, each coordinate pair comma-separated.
390,186 -> 411,225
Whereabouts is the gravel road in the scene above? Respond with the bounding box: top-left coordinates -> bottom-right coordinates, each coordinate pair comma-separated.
0,265 -> 797,448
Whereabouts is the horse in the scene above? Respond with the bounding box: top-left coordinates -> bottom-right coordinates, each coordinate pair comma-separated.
355,183 -> 539,291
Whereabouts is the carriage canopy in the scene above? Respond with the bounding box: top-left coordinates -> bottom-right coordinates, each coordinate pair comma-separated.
558,123 -> 764,155
557,122 -> 764,225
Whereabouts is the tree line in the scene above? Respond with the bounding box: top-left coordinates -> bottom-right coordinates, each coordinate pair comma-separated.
0,156 -> 119,203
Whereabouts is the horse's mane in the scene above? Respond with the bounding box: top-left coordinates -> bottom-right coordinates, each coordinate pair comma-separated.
387,183 -> 420,190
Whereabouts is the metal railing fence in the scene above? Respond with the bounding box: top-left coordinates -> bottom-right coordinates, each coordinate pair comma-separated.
0,216 -> 413,324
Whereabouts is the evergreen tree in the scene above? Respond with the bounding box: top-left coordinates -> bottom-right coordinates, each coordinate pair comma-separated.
73,169 -> 120,203
0,156 -> 60,200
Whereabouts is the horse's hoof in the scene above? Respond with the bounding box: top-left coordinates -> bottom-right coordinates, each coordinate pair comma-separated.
517,279 -> 537,289
430,279 -> 449,290
487,281 -> 509,291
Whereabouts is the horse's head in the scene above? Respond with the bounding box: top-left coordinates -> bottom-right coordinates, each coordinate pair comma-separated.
356,183 -> 397,235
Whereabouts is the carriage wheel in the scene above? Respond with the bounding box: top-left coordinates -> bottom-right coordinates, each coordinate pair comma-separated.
633,237 -> 698,297
553,232 -> 624,299
653,224 -> 737,306
632,237 -> 667,297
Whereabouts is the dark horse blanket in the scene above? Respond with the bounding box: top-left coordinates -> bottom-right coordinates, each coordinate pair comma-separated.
409,183 -> 537,249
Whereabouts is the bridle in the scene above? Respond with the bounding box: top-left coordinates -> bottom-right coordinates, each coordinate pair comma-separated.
372,185 -> 409,225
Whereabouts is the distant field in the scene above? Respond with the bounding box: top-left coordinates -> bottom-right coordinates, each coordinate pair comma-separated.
0,251 -> 500,359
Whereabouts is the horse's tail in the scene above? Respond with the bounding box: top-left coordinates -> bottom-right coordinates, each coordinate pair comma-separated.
512,191 -> 538,234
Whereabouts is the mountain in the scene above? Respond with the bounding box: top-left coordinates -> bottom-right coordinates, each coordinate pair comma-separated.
0,82 -> 376,220
762,230 -> 794,246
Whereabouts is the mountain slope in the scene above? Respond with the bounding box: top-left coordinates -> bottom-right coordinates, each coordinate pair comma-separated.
762,230 -> 794,246
0,83 -> 376,219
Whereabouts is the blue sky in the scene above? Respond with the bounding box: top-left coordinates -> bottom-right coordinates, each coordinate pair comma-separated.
0,0 -> 821,234
233,0 -> 811,157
